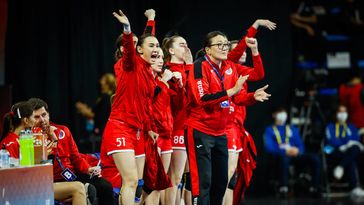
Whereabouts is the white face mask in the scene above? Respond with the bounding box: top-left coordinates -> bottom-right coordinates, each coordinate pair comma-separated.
276,112 -> 288,125
337,112 -> 348,123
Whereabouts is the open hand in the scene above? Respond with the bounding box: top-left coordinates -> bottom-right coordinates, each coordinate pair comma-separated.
113,10 -> 130,26
254,19 -> 277,30
254,85 -> 271,102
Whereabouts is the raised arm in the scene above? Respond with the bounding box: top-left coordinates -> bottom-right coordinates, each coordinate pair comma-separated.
228,19 -> 276,63
143,9 -> 156,35
235,38 -> 264,81
113,10 -> 137,72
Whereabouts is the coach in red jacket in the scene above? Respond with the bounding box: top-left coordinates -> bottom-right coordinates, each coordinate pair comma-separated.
185,30 -> 254,205
28,98 -> 114,205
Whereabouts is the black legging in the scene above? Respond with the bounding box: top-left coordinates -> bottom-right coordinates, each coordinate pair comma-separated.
328,145 -> 361,188
77,173 -> 114,205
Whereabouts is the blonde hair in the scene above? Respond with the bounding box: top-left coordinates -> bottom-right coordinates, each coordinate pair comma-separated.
101,73 -> 116,93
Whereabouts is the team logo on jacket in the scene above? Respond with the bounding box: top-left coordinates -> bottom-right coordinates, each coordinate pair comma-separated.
197,80 -> 204,97
225,68 -> 232,75
58,130 -> 65,139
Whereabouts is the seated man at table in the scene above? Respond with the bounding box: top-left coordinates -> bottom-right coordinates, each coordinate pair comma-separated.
0,100 -> 88,205
28,98 -> 114,205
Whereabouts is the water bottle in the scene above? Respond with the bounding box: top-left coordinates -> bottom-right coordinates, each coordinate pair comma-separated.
32,127 -> 47,164
19,129 -> 34,166
19,130 -> 29,166
0,145 -> 10,168
9,157 -> 19,167
26,129 -> 35,165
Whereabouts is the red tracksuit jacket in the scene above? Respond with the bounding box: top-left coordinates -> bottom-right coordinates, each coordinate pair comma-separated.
226,25 -> 263,138
152,78 -> 183,138
51,123 -> 90,181
227,26 -> 257,64
1,132 -> 20,158
339,83 -> 364,128
111,33 -> 156,132
166,62 -> 193,132
186,55 -> 261,136
226,83 -> 257,130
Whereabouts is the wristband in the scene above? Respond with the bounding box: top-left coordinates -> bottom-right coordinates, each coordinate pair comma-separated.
123,24 -> 131,33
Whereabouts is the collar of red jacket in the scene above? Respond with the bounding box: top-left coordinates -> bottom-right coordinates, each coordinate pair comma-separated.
204,54 -> 228,72
166,61 -> 183,67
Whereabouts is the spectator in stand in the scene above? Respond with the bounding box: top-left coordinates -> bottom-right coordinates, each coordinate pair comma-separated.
263,107 -> 321,198
339,71 -> 364,140
290,0 -> 326,63
75,73 -> 116,137
324,104 -> 364,198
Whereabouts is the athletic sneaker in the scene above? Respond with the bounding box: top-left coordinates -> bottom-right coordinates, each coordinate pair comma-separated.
85,183 -> 97,205
351,187 -> 364,198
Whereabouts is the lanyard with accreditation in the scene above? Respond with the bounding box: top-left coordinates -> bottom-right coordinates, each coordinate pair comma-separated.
204,55 -> 229,108
272,125 -> 291,145
53,143 -> 77,181
335,123 -> 348,138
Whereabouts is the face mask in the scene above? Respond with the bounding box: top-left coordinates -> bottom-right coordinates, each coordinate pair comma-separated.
276,112 -> 288,124
337,112 -> 348,123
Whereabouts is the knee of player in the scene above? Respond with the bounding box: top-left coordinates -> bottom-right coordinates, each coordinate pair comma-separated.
170,173 -> 183,185
122,176 -> 139,188
73,182 -> 87,197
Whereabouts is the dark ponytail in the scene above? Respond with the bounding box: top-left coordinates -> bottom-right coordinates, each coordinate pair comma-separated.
1,113 -> 14,142
0,101 -> 34,141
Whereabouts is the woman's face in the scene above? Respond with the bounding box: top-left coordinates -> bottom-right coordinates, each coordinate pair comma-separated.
23,112 -> 36,129
170,37 -> 188,61
206,35 -> 230,61
152,49 -> 164,73
99,76 -> 109,94
138,36 -> 160,65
